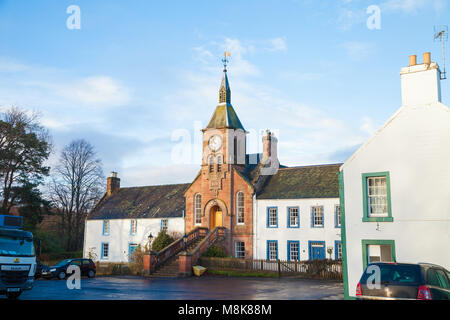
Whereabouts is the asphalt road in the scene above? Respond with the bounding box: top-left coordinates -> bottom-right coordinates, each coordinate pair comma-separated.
9,276 -> 343,300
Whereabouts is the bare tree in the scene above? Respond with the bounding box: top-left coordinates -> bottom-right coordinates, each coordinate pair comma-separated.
49,139 -> 104,251
0,106 -> 51,214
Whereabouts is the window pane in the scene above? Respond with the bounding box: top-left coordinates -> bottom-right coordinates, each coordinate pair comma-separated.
367,176 -> 388,217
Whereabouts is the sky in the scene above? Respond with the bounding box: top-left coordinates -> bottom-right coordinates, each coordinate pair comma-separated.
0,0 -> 449,187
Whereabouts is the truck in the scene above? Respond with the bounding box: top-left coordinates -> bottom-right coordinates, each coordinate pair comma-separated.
0,215 -> 36,299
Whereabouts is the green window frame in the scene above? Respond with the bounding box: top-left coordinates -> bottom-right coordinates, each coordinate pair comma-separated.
362,172 -> 393,222
361,239 -> 396,270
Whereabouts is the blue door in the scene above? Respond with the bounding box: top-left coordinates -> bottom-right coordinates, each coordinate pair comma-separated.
310,242 -> 325,260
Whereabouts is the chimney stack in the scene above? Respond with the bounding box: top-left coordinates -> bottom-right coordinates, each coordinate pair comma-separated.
106,171 -> 120,196
262,130 -> 278,162
400,52 -> 442,106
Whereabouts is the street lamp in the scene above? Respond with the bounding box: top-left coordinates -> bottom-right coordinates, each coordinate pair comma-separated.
148,233 -> 153,250
183,233 -> 188,251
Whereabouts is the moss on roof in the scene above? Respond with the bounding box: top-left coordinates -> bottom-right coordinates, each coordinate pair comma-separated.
256,164 -> 342,199
88,183 -> 189,220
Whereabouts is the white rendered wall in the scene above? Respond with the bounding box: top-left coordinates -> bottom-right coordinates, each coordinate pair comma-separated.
341,102 -> 450,298
253,198 -> 341,261
83,217 -> 185,263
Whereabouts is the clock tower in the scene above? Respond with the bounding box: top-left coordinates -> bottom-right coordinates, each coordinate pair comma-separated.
185,53 -> 255,258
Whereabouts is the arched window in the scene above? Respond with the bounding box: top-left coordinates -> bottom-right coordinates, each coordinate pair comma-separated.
194,194 -> 202,225
236,192 -> 244,224
208,156 -> 214,173
217,155 -> 223,172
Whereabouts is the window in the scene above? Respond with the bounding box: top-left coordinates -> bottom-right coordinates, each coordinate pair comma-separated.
236,192 -> 244,224
161,218 -> 168,232
311,206 -> 324,228
287,241 -> 300,261
217,155 -> 223,173
267,207 -> 278,228
335,205 -> 341,228
235,241 -> 245,259
194,194 -> 202,225
101,243 -> 109,259
208,156 -> 214,173
129,243 -> 138,261
287,207 -> 299,228
362,172 -> 393,222
267,240 -> 278,260
362,240 -> 396,269
130,219 -> 137,235
435,270 -> 450,289
335,241 -> 342,260
103,220 -> 110,235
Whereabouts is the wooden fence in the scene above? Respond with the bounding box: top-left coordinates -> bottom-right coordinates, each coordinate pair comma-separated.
198,257 -> 343,280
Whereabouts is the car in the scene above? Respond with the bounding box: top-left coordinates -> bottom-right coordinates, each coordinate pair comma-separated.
42,258 -> 96,280
34,261 -> 50,279
356,262 -> 450,300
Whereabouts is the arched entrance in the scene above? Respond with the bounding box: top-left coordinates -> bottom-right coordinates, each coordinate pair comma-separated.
204,199 -> 227,230
210,206 -> 223,229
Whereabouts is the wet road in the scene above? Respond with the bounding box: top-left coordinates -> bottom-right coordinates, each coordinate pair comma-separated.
12,276 -> 343,300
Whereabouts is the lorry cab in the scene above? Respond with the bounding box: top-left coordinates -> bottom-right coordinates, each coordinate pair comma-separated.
0,215 -> 36,299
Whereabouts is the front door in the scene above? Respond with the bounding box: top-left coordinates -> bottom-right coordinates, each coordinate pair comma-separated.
310,242 -> 325,260
210,206 -> 223,229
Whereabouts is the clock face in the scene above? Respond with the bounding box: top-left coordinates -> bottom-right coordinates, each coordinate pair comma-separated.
208,135 -> 222,152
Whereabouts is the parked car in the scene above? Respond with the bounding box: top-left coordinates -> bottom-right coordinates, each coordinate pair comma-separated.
356,262 -> 450,300
42,258 -> 96,280
34,261 -> 50,279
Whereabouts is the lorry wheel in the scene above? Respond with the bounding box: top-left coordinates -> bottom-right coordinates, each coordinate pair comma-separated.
58,271 -> 66,280
87,270 -> 95,278
7,291 -> 21,300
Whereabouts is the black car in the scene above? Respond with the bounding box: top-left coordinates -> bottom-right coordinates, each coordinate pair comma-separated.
356,262 -> 450,300
43,258 -> 96,280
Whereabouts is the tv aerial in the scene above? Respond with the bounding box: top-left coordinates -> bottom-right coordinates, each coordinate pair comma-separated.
434,25 -> 448,80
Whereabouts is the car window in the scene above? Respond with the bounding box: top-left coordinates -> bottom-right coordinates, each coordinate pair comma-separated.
426,269 -> 442,287
361,264 -> 421,284
436,270 -> 450,289
70,260 -> 82,266
82,260 -> 90,265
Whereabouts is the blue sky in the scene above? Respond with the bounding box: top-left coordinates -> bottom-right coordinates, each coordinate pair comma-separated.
0,0 -> 449,187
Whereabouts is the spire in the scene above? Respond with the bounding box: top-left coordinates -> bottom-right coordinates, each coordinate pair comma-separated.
219,51 -> 231,104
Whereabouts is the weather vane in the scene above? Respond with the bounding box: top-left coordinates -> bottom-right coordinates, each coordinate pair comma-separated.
222,51 -> 231,71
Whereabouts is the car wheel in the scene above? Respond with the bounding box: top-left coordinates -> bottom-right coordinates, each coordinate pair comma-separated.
7,291 -> 22,300
58,271 -> 66,280
87,270 -> 95,278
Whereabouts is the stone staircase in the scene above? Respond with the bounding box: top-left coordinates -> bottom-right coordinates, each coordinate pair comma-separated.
150,236 -> 206,278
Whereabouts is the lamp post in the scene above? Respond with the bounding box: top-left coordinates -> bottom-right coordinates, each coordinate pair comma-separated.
183,233 -> 188,251
148,233 -> 153,251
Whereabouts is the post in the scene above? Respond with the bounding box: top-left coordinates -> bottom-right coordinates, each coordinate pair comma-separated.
277,259 -> 281,277
178,252 -> 193,277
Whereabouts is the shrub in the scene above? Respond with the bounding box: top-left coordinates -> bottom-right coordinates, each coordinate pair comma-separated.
151,231 -> 175,252
129,245 -> 148,275
202,246 -> 227,258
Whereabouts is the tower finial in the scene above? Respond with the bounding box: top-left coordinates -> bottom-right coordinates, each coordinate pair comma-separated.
222,51 -> 230,72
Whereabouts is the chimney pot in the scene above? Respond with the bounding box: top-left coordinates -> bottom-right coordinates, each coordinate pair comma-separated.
409,55 -> 417,66
423,52 -> 431,65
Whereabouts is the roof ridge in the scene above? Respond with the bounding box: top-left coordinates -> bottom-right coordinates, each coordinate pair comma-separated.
119,182 -> 191,190
278,163 -> 343,170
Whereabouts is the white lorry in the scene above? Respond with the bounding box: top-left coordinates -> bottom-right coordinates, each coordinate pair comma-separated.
0,215 -> 36,299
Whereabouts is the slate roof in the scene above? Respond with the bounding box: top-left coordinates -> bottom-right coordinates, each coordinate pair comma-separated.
205,103 -> 245,131
256,164 -> 342,199
87,183 -> 189,220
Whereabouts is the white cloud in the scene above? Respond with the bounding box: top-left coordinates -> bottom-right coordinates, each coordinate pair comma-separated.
56,76 -> 130,106
268,37 -> 287,52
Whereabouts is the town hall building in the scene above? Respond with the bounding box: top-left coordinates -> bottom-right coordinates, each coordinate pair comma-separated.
83,59 -> 342,263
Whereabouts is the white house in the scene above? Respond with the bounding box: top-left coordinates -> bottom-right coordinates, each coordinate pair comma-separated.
339,52 -> 450,299
253,164 -> 342,261
83,173 -> 186,263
